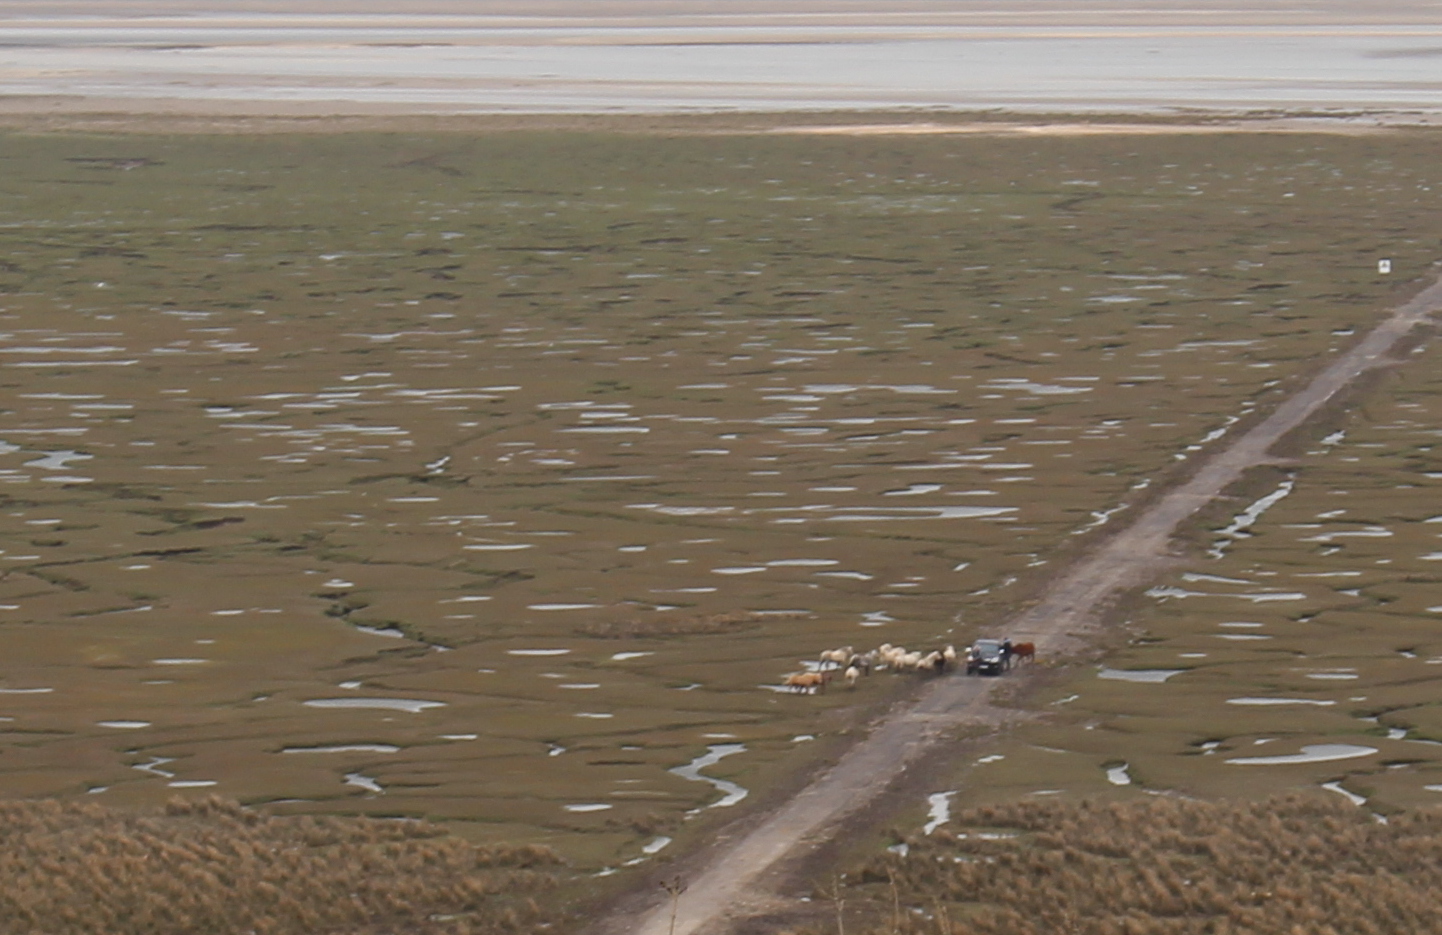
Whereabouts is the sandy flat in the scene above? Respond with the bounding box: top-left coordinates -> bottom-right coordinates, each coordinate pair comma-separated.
2,1 -> 1442,117
7,1 -> 1442,28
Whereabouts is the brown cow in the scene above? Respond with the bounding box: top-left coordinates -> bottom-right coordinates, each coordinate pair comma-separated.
1012,641 -> 1036,664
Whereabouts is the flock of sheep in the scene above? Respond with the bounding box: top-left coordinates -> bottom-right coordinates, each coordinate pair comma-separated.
782,642 -> 958,693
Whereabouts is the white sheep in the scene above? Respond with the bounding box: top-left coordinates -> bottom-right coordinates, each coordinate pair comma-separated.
878,645 -> 907,668
819,645 -> 854,668
895,650 -> 924,671
843,664 -> 861,689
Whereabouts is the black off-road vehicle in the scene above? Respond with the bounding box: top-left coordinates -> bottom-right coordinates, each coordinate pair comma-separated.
966,639 -> 1007,676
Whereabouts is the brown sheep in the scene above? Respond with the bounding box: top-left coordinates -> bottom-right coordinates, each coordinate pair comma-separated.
784,671 -> 828,694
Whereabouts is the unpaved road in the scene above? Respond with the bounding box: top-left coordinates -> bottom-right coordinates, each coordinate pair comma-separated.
603,273 -> 1442,935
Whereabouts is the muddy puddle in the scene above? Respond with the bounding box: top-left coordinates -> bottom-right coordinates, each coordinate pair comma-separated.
0,125 -> 1438,867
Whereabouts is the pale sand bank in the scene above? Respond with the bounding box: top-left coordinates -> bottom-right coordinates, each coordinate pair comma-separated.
769,120 -> 1396,135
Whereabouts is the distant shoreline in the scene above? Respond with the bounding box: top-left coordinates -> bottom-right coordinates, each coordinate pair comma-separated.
0,108 -> 1433,137
6,0 -> 1442,29
3,2 -> 1442,119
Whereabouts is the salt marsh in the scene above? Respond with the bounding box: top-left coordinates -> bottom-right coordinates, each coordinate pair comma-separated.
0,122 -> 1438,868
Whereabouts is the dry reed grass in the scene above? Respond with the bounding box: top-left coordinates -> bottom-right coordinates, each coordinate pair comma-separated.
0,796 -> 561,935
821,795 -> 1442,935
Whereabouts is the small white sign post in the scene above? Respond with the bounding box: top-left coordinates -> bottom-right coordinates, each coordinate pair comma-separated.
1378,259 -> 1392,274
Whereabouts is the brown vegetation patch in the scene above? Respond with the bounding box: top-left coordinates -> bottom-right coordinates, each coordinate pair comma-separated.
817,795 -> 1442,935
0,796 -> 561,935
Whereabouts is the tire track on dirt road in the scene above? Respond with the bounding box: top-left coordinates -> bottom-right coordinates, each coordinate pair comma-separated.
607,274 -> 1442,935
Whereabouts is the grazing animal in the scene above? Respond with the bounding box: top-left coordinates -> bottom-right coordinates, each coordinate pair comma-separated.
1012,641 -> 1036,664
918,650 -> 944,674
843,664 -> 861,689
942,644 -> 958,670
896,651 -> 924,672
819,645 -> 854,668
879,645 -> 908,669
785,671 -> 828,693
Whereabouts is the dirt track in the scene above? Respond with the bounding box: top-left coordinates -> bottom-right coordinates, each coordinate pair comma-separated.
603,272 -> 1442,935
